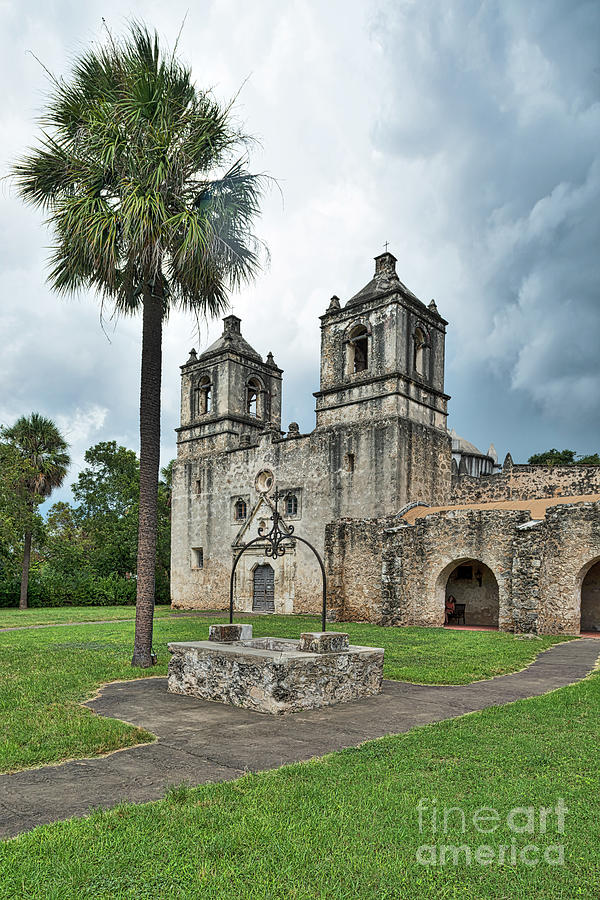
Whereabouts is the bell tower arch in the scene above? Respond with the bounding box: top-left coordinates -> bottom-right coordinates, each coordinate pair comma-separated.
177,315 -> 283,454
314,251 -> 449,430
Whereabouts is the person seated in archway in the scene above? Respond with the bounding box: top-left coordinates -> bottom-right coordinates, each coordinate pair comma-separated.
445,595 -> 456,625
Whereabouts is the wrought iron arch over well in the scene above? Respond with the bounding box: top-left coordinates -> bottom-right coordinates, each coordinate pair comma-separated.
229,484 -> 327,631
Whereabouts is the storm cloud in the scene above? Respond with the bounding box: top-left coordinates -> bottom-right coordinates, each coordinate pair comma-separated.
371,0 -> 600,451
0,0 -> 598,506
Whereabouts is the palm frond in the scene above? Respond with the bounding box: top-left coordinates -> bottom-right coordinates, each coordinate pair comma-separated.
2,413 -> 70,500
12,20 -> 269,321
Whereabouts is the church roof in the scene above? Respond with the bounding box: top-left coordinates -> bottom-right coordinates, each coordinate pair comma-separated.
346,250 -> 424,309
449,428 -> 485,457
197,314 -> 262,362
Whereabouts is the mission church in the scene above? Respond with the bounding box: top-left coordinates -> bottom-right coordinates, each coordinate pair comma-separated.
170,250 -> 600,635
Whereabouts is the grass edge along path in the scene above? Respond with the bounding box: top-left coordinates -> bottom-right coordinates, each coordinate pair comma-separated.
0,605 -> 172,629
0,669 -> 598,899
0,615 -> 572,774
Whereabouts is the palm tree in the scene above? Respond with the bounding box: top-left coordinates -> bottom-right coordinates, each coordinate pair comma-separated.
1,414 -> 70,609
13,23 -> 266,665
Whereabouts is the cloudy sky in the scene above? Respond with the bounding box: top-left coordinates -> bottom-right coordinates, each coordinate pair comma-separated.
1,0 -> 598,503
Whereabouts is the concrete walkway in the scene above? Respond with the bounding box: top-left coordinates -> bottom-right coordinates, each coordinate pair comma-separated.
1,638 -> 598,840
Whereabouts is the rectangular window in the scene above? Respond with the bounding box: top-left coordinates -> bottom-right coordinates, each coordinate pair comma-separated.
191,547 -> 203,569
234,499 -> 247,521
195,479 -> 202,495
346,452 -> 355,473
231,495 -> 250,523
279,487 -> 302,519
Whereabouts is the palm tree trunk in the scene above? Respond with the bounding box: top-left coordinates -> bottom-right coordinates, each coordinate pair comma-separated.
19,529 -> 32,610
132,285 -> 163,667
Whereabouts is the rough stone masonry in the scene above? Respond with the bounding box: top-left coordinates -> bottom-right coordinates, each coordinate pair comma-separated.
167,627 -> 384,714
170,248 -> 600,635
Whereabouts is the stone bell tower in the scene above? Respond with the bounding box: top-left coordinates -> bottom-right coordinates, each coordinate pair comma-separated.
176,314 -> 283,456
315,251 -> 449,430
312,249 -> 452,509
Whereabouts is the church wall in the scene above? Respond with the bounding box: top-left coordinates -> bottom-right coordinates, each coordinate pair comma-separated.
318,296 -> 446,394
451,464 -> 600,504
171,431 -> 323,613
325,501 -> 600,634
325,520 -> 385,622
171,414 -> 452,611
404,508 -> 518,635
315,380 -> 448,431
171,253 -> 456,615
170,251 -> 599,635
532,502 -> 600,634
319,300 -> 404,390
317,295 -> 448,432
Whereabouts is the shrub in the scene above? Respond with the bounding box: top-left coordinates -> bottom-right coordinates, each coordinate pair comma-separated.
0,569 -> 170,607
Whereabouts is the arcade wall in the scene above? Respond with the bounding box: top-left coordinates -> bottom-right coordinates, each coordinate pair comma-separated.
451,463 -> 600,504
325,500 -> 600,634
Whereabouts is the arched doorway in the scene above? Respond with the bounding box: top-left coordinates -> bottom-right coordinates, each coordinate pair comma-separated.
581,558 -> 600,633
443,559 -> 499,628
253,563 -> 275,612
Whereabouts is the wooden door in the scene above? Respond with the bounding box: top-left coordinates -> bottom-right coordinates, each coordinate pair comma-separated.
253,564 -> 275,612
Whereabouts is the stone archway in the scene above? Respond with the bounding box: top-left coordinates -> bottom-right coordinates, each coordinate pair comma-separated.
580,558 -> 600,633
438,558 -> 500,628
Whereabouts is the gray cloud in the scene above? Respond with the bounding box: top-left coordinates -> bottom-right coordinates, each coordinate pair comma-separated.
371,0 -> 600,455
0,0 -> 598,510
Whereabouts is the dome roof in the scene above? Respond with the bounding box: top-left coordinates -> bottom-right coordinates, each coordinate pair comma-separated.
346,251 -> 423,309
198,331 -> 261,362
196,314 -> 262,363
449,428 -> 485,457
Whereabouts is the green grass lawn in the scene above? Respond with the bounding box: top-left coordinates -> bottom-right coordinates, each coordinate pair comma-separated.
0,605 -> 172,629
0,612 -> 569,774
1,667 -> 598,898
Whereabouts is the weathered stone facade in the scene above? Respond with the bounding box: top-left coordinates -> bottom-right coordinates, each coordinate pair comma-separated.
171,251 -> 451,613
325,500 -> 600,634
167,630 -> 384,714
170,248 -> 600,636
451,455 -> 600,504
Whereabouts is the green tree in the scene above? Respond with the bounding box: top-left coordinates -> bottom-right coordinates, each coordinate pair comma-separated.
72,441 -> 139,576
42,443 -> 172,605
40,501 -> 93,601
73,441 -> 139,518
577,453 -> 600,465
14,24 -> 266,665
0,443 -> 41,576
1,414 -> 70,608
156,460 -> 175,601
528,449 -> 577,466
43,501 -> 91,575
160,459 -> 175,511
528,449 -> 600,466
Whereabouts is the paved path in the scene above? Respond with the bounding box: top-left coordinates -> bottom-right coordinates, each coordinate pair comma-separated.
1,639 -> 598,840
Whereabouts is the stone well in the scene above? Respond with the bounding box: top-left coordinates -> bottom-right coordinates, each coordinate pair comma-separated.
167,624 -> 384,715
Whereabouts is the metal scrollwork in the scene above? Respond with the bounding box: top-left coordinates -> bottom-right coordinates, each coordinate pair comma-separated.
229,479 -> 327,631
258,488 -> 295,559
